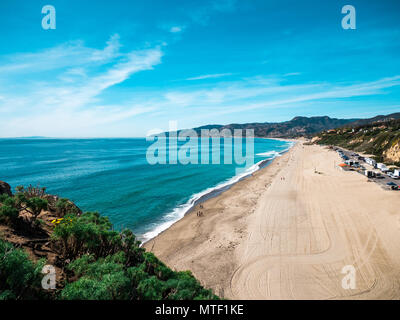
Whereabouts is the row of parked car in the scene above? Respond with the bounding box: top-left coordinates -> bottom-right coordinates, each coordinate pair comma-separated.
335,148 -> 400,190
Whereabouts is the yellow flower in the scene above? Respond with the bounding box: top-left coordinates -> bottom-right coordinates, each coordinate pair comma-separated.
52,218 -> 65,226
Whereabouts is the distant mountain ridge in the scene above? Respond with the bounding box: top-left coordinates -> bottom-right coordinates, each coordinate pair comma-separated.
343,112 -> 400,128
187,116 -> 359,138
174,113 -> 400,138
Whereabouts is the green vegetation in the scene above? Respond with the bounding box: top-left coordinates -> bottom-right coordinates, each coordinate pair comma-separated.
55,198 -> 80,216
0,187 -> 48,226
0,194 -> 19,224
0,186 -> 218,300
53,211 -> 217,300
0,239 -> 46,300
315,119 -> 400,166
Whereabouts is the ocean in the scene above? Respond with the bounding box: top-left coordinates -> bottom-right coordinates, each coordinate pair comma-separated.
0,137 -> 292,242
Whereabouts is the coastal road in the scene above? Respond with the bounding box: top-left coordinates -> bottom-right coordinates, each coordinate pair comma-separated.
229,143 -> 400,299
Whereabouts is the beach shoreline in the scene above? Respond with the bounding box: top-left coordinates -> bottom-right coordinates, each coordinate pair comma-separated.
144,140 -> 298,296
140,138 -> 296,243
145,141 -> 400,299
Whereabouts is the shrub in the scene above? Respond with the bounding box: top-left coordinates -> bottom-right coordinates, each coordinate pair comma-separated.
59,238 -> 218,300
14,192 -> 48,221
60,253 -> 131,300
55,198 -> 80,216
53,212 -> 119,259
16,184 -> 46,198
0,195 -> 19,224
0,239 -> 46,300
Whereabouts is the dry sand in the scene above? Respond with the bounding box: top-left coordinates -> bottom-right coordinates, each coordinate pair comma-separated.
144,141 -> 400,299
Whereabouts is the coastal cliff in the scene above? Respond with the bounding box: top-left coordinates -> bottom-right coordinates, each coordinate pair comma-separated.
0,182 -> 217,300
383,138 -> 400,164
314,119 -> 400,166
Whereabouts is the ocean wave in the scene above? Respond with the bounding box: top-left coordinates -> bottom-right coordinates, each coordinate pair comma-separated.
141,142 -> 295,244
141,159 -> 268,243
256,150 -> 282,158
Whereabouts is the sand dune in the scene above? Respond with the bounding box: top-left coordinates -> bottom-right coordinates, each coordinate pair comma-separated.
145,142 -> 400,299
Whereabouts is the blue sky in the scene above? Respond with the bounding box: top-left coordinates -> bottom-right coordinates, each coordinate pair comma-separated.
0,0 -> 399,137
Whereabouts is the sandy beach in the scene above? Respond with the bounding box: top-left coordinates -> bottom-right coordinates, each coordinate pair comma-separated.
144,141 -> 400,299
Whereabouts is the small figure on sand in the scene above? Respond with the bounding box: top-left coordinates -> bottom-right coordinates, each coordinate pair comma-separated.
197,211 -> 204,217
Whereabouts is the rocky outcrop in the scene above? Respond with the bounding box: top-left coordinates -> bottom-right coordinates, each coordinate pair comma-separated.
383,139 -> 400,164
43,194 -> 82,217
311,136 -> 321,144
0,181 -> 12,196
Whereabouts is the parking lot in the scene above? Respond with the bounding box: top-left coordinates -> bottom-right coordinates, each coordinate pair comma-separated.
334,147 -> 400,191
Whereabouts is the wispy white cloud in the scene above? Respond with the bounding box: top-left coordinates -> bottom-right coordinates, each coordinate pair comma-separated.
284,72 -> 301,77
0,35 -> 163,137
0,34 -> 122,75
185,73 -> 233,81
138,75 -> 400,120
169,26 -> 185,33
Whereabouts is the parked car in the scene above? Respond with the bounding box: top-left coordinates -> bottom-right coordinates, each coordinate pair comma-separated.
387,172 -> 400,179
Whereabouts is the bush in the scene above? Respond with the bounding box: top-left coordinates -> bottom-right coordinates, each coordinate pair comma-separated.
52,212 -> 128,260
16,184 -> 46,198
60,253 -> 131,300
0,195 -> 19,224
55,198 -> 80,216
60,250 -> 218,300
26,197 -> 48,219
0,239 -> 45,300
13,191 -> 48,221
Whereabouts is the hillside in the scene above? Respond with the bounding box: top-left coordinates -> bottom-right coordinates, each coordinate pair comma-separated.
0,182 -> 218,300
169,113 -> 400,139
344,112 -> 400,128
187,116 -> 358,138
314,119 -> 400,165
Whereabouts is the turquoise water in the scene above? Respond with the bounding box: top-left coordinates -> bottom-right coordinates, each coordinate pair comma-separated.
0,138 -> 292,242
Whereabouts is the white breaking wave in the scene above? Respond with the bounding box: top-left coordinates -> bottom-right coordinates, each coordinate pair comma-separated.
141,160 -> 266,243
256,150 -> 282,158
141,143 -> 295,244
